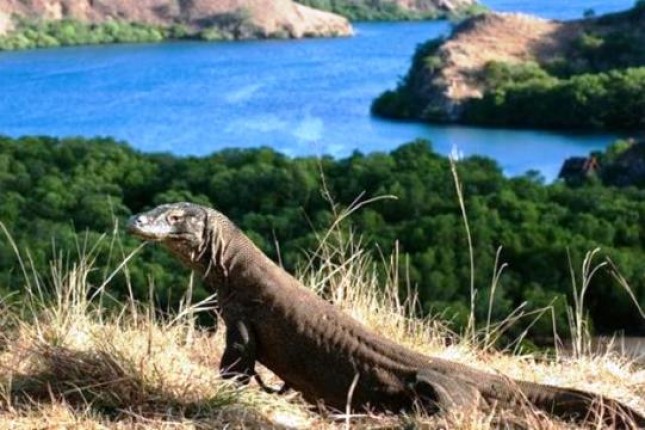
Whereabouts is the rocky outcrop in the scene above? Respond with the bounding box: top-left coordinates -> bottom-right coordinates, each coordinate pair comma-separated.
0,9 -> 11,34
0,0 -> 352,38
559,140 -> 645,187
394,0 -> 476,13
407,12 -> 578,120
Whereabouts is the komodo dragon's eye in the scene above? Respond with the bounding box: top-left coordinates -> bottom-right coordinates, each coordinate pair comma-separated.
167,213 -> 183,224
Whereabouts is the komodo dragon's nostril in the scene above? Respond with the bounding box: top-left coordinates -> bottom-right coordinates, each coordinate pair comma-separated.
127,215 -> 147,232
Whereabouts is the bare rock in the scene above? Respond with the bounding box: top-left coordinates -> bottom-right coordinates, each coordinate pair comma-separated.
0,10 -> 12,35
424,13 -> 576,119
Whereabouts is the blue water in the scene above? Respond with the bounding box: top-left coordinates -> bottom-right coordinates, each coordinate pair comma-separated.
0,1 -> 635,180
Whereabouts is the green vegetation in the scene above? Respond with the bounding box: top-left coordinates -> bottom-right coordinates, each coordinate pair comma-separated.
1,136 -> 644,340
0,12 -> 262,51
373,3 -> 645,129
549,4 -> 645,78
0,19 -> 171,50
371,38 -> 445,119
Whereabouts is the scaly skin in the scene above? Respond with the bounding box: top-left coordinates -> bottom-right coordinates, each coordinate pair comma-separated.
128,202 -> 645,427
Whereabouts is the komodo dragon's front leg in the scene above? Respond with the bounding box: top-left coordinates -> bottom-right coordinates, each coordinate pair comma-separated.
220,319 -> 256,384
220,318 -> 290,394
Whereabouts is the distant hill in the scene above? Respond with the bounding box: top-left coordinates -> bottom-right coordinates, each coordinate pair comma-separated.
295,0 -> 480,21
0,0 -> 352,46
372,4 -> 645,129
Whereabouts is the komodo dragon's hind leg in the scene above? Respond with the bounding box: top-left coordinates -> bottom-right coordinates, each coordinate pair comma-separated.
412,369 -> 483,415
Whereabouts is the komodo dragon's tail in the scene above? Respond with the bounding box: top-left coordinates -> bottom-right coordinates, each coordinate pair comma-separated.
417,365 -> 643,427
502,379 -> 645,428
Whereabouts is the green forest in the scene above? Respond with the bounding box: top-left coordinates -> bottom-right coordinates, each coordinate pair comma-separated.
373,3 -> 645,129
1,136 -> 644,341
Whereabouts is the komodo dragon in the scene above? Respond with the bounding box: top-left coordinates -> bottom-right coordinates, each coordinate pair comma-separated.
127,202 -> 645,427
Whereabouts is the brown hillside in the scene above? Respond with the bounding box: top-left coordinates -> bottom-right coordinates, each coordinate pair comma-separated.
421,12 -> 580,119
441,14 -> 571,100
0,0 -> 352,38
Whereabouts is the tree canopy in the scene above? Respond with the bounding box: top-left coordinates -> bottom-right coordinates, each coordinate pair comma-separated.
1,136 -> 644,340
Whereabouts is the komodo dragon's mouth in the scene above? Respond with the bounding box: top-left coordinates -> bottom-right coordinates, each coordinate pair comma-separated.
126,215 -> 172,241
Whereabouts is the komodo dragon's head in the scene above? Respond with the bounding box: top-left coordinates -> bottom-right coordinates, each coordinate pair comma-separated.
127,202 -> 215,267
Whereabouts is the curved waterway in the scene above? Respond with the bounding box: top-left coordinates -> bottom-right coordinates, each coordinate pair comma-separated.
0,1 -> 634,180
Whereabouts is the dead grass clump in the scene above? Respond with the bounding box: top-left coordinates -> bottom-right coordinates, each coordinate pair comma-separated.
0,298 -> 313,428
0,227 -> 317,428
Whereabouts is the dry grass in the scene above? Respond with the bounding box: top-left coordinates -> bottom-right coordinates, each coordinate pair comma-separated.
0,210 -> 643,429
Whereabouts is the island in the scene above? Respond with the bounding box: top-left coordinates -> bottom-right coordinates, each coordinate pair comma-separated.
372,3 -> 645,130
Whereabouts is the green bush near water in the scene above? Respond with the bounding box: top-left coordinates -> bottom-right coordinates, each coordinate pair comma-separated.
1,136 -> 644,340
0,19 -> 172,50
371,38 -> 446,119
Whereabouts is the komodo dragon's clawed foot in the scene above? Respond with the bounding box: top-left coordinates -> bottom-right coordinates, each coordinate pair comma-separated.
254,374 -> 290,395
412,369 -> 482,414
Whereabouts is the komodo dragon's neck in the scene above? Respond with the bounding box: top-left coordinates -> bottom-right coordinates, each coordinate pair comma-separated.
199,210 -> 302,300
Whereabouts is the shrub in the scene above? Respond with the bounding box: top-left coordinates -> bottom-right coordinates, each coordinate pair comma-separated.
0,19 -> 188,50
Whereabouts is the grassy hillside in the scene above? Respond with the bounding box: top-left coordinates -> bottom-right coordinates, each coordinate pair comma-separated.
0,220 -> 643,428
